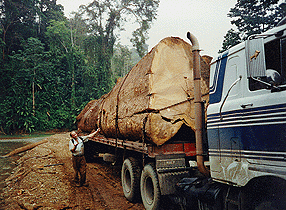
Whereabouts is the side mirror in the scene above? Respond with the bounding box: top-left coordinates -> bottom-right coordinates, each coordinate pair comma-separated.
266,69 -> 281,86
245,38 -> 266,78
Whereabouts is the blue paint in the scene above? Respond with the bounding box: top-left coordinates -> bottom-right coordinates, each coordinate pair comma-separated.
209,52 -> 228,104
207,103 -> 286,152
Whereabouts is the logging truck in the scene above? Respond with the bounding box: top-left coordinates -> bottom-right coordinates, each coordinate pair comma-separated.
82,17 -> 286,210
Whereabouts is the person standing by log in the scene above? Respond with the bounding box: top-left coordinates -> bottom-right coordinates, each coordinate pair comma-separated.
69,128 -> 101,187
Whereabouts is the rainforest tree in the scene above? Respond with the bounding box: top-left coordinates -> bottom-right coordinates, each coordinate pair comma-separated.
0,0 -> 159,134
220,0 -> 286,52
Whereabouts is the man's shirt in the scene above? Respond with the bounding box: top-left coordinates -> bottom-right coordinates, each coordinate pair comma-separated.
69,136 -> 89,156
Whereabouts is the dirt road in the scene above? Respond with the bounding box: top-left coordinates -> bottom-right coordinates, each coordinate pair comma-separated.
0,133 -> 144,209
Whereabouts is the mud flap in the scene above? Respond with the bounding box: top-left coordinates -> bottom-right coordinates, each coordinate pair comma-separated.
155,154 -> 190,195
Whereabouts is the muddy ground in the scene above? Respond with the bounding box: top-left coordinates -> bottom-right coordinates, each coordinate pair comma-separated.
0,133 -> 144,210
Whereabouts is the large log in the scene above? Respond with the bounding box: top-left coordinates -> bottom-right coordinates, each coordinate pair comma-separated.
76,37 -> 211,146
3,139 -> 48,157
76,95 -> 106,132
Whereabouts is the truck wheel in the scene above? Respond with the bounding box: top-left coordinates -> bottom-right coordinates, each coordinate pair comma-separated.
252,192 -> 286,210
121,157 -> 141,202
242,192 -> 284,210
240,178 -> 286,210
140,163 -> 161,210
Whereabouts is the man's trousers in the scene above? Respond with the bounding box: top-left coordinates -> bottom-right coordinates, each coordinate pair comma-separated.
72,155 -> 87,185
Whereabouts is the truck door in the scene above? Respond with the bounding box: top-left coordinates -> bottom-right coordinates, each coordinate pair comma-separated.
208,53 -> 243,182
241,36 -> 286,177
217,55 -> 244,182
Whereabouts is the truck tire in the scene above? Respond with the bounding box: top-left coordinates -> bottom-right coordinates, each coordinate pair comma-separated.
241,191 -> 283,210
249,190 -> 286,210
121,157 -> 141,202
240,178 -> 286,210
140,163 -> 161,210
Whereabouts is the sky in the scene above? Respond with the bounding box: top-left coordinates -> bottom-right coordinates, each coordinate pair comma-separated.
57,0 -> 237,58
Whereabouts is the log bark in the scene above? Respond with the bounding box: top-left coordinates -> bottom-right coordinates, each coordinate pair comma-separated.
76,37 -> 212,146
76,96 -> 106,132
3,139 -> 48,157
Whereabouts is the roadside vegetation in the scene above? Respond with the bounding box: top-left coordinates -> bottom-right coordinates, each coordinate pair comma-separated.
0,0 -> 159,134
1,0 -> 285,134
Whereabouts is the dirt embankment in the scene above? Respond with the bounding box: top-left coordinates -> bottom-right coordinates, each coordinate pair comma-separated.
0,133 -> 144,210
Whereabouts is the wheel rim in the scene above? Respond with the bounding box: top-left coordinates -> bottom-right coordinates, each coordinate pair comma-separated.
124,168 -> 131,193
145,176 -> 154,205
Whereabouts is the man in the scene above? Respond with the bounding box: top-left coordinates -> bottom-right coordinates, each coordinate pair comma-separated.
69,128 -> 101,187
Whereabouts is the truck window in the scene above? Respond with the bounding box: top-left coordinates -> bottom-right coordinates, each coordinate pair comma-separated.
224,56 -> 239,98
265,39 -> 281,75
249,37 -> 286,91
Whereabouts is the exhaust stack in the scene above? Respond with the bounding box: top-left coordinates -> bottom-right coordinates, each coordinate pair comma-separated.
187,32 -> 210,177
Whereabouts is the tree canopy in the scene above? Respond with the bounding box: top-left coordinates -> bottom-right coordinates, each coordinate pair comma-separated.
77,0 -> 159,92
0,0 -> 159,134
220,0 -> 286,52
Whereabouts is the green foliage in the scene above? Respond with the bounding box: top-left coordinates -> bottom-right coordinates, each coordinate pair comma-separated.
219,29 -> 242,53
220,0 -> 285,52
111,43 -> 135,81
228,0 -> 280,38
0,0 -> 159,134
276,3 -> 286,21
77,0 -> 159,90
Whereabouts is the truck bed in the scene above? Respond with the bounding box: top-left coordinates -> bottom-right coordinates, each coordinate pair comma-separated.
90,135 -> 196,158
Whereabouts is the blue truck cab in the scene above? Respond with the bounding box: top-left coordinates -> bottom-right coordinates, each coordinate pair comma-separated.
206,19 -> 286,209
176,19 -> 286,210
208,20 -> 286,186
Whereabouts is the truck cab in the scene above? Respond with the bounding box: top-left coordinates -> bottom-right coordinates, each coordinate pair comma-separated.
206,19 -> 286,208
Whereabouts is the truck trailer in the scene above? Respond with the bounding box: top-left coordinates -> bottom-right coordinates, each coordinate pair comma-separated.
82,17 -> 286,210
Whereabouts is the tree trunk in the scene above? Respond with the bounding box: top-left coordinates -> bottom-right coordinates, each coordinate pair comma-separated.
76,37 -> 212,146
